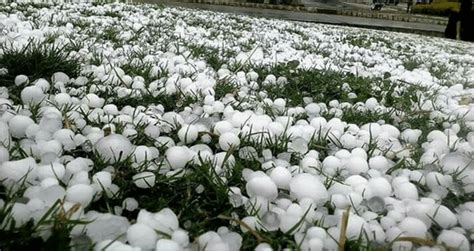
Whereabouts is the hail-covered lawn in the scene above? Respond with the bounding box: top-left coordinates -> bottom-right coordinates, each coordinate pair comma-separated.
0,2 -> 473,250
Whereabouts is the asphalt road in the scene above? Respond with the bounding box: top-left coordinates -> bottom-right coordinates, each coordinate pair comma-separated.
143,1 -> 446,36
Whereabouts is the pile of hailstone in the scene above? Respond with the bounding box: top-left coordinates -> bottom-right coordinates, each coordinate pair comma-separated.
0,2 -> 473,251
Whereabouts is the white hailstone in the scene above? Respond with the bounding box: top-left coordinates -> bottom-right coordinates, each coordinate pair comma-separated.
127,223 -> 158,250
214,121 -> 233,135
53,129 -> 76,150
393,181 -> 418,200
344,214 -> 366,240
15,75 -> 29,86
66,184 -> 94,207
123,197 -> 139,212
368,156 -> 389,171
177,124 -> 199,144
351,148 -> 367,160
255,243 -> 272,251
54,93 -> 71,106
305,103 -> 321,117
83,93 -> 104,108
270,166 -> 292,189
172,229 -> 190,247
437,230 -> 470,250
0,121 -> 11,146
11,203 -> 31,227
340,133 -> 358,149
8,115 -> 35,138
459,211 -> 474,230
165,146 -> 192,169
219,132 -> 240,151
322,156 -> 343,175
94,134 -> 135,163
280,213 -> 305,233
85,213 -> 130,243
39,112 -> 63,133
0,157 -> 37,182
425,172 -> 449,190
365,177 -> 392,199
37,162 -> 66,180
365,98 -> 378,111
401,129 -> 422,144
21,86 -> 45,105
398,217 -> 427,238
345,156 -> 369,175
0,146 -> 9,163
133,172 -> 156,189
133,146 -> 155,164
289,173 -> 328,204
52,72 -> 70,84
156,239 -> 183,251
440,152 -> 472,175
430,205 -> 457,229
154,208 -> 180,235
93,171 -> 112,189
246,175 -> 278,200
144,125 -> 160,138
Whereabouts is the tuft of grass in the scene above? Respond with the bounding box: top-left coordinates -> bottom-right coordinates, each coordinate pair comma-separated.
0,40 -> 80,101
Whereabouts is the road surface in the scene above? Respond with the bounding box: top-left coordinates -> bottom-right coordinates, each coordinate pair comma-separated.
143,1 -> 446,36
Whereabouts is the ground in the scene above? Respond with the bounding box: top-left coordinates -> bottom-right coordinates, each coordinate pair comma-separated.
0,2 -> 473,251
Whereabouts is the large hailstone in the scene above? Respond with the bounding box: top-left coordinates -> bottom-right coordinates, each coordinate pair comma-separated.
127,223 -> 158,250
21,86 -> 45,105
8,115 -> 35,139
94,134 -> 135,163
289,173 -> 328,205
246,174 -> 278,200
165,146 -> 192,169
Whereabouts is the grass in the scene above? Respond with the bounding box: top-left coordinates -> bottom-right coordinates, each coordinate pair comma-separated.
0,40 -> 81,103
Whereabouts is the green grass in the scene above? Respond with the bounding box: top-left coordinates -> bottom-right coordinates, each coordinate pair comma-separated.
0,40 -> 81,102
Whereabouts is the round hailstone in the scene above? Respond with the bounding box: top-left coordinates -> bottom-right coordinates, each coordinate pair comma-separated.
437,230 -> 469,250
39,111 -> 63,133
345,156 -> 369,175
15,75 -> 29,86
127,223 -> 158,250
37,162 -> 66,180
133,172 -> 156,189
177,124 -> 199,144
8,115 -> 35,139
398,217 -> 427,238
156,239 -> 183,251
322,156 -> 343,175
92,171 -> 112,190
165,146 -> 192,169
52,72 -> 70,84
213,121 -> 233,135
133,146 -> 156,164
172,229 -> 190,247
0,157 -> 37,182
65,184 -> 94,207
365,177 -> 392,199
21,86 -> 45,105
94,134 -> 135,163
270,166 -> 292,189
368,156 -> 389,171
54,93 -> 72,106
289,173 -> 328,204
246,175 -> 278,200
401,129 -> 422,144
219,132 -> 241,151
344,214 -> 366,240
393,182 -> 418,200
429,205 -> 457,229
34,78 -> 50,92
83,93 -> 104,108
